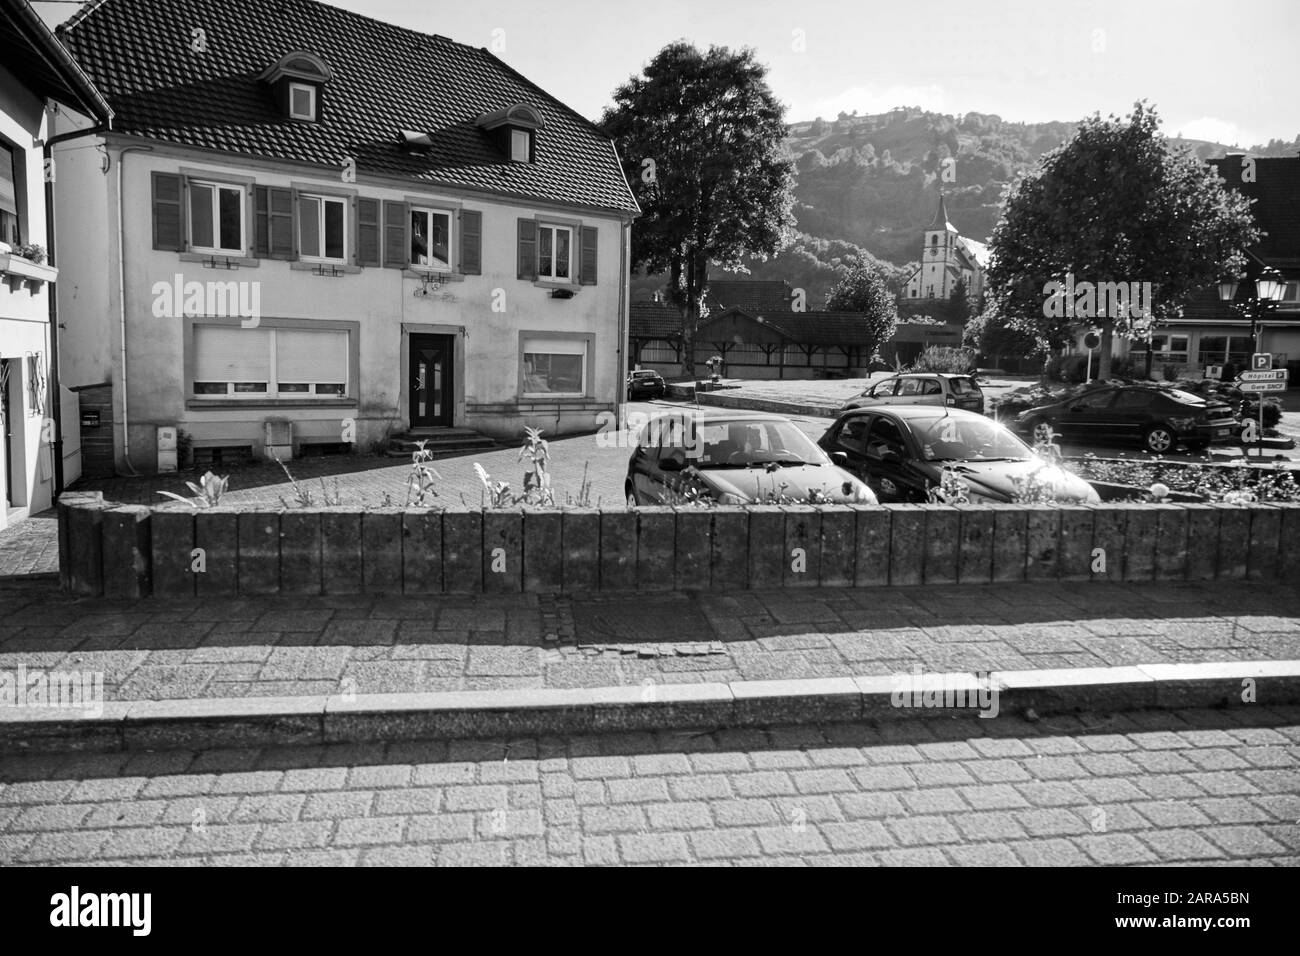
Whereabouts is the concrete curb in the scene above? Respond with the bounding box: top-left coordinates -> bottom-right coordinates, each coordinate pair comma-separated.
3,660 -> 1297,755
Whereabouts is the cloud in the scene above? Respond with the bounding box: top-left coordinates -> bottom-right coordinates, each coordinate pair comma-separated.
1174,116 -> 1263,148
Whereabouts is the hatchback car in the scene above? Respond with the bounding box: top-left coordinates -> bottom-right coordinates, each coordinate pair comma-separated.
818,406 -> 1099,504
626,369 -> 667,400
841,373 -> 984,413
1013,384 -> 1236,454
626,410 -> 877,506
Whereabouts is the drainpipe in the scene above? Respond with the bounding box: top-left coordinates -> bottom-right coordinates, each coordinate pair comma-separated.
617,217 -> 630,409
113,144 -> 154,475
43,116 -> 112,496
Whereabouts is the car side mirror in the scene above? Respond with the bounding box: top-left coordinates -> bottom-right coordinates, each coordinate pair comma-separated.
830,451 -> 849,467
659,449 -> 687,472
881,449 -> 904,465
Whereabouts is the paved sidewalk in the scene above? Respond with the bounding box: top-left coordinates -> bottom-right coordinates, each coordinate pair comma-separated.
1,578 -> 1297,702
2,706 -> 1296,865
0,511 -> 58,578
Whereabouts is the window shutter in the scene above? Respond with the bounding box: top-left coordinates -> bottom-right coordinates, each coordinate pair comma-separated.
579,225 -> 598,286
264,187 -> 296,260
517,218 -> 536,280
459,209 -> 481,275
357,197 -> 381,267
383,200 -> 409,268
254,186 -> 270,258
151,172 -> 185,251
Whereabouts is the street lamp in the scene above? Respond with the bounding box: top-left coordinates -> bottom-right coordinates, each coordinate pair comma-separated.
1218,266 -> 1287,357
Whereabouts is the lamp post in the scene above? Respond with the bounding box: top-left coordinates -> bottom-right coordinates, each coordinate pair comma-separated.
1218,267 -> 1287,456
1218,266 -> 1286,358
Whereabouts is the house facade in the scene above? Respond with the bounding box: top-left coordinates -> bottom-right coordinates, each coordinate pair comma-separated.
53,0 -> 637,474
1140,155 -> 1300,379
0,0 -> 111,525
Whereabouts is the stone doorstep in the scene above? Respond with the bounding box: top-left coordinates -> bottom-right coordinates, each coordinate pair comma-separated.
2,661 -> 1299,756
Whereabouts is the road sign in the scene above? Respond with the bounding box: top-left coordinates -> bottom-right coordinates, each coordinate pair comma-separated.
1238,381 -> 1287,393
1251,353 -> 1272,370
1238,369 -> 1289,382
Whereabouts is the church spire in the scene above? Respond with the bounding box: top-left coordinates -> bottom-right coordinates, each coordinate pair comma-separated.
929,187 -> 956,233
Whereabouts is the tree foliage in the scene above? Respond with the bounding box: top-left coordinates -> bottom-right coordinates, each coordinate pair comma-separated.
825,265 -> 899,354
601,43 -> 796,376
985,102 -> 1260,377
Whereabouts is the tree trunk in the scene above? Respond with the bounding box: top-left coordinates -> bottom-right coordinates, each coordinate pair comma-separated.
1097,324 -> 1114,381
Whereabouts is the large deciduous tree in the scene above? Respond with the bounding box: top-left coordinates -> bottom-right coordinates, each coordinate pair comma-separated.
825,265 -> 899,356
601,43 -> 796,377
986,102 -> 1260,379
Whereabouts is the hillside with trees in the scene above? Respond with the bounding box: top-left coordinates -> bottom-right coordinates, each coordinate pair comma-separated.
699,107 -> 1297,306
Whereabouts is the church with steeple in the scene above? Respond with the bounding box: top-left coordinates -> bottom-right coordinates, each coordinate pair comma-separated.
902,190 -> 989,304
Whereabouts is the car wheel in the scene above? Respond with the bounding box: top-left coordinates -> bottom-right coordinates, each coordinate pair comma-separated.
626,488 -> 639,508
1027,417 -> 1054,445
1144,425 -> 1175,454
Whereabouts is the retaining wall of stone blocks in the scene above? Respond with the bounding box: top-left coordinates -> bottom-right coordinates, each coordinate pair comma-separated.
57,492 -> 1300,599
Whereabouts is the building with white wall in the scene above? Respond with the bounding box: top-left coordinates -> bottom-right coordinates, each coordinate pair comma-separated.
53,0 -> 637,474
0,0 -> 111,525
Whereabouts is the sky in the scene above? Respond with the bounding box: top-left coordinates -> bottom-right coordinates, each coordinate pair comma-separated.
34,0 -> 1300,147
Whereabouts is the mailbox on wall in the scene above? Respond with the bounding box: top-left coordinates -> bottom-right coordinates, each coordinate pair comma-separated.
157,426 -> 177,474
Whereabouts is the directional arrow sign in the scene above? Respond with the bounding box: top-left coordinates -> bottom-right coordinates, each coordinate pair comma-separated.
1238,381 -> 1288,393
1239,369 -> 1289,382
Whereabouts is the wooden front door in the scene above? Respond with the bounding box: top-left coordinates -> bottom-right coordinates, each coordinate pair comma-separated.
408,334 -> 454,428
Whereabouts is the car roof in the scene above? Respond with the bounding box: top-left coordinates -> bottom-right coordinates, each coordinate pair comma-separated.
643,408 -> 792,423
890,372 -> 974,378
837,406 -> 990,422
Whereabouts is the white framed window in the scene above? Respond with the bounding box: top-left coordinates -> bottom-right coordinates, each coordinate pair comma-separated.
411,207 -> 454,271
289,83 -> 316,121
297,193 -> 347,262
189,180 -> 245,254
511,129 -> 532,163
537,223 -> 572,281
193,325 -> 349,399
522,337 -> 585,397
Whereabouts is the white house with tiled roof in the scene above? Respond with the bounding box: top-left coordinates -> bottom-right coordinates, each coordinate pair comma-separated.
0,0 -> 112,521
903,191 -> 987,304
50,0 -> 637,473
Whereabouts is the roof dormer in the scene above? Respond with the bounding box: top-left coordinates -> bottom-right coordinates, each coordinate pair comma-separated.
260,51 -> 333,123
476,103 -> 544,163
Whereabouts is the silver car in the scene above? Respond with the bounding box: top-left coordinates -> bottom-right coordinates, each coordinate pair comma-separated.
842,373 -> 985,413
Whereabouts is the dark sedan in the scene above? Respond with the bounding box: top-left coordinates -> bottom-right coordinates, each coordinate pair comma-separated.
626,369 -> 667,400
818,406 -> 1099,504
1012,384 -> 1236,454
626,410 -> 877,506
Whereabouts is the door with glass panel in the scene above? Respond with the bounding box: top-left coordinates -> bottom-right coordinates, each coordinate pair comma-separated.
409,334 -> 454,428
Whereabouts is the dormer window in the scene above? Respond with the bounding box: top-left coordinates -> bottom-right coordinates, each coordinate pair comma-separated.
289,83 -> 316,121
511,129 -> 532,163
476,103 -> 544,164
260,51 -> 332,123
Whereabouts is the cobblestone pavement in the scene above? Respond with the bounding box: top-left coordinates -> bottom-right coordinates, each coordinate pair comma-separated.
1,579 -> 1296,702
0,511 -> 58,578
2,706 -> 1296,865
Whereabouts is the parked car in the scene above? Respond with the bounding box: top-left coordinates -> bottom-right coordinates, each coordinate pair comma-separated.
1012,383 -> 1236,454
817,406 -> 1100,503
626,369 -> 667,400
840,373 -> 984,413
626,410 -> 878,506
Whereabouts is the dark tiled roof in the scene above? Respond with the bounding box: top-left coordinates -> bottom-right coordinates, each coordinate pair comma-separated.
57,0 -> 638,213
1,0 -> 112,121
629,303 -> 682,339
753,310 -> 879,347
1210,156 -> 1300,260
703,279 -> 793,315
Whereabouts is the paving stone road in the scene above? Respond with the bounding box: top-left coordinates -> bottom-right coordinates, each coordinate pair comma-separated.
2,579 -> 1297,701
2,706 -> 1296,865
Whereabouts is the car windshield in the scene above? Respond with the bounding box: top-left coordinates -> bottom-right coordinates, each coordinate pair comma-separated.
910,416 -> 1033,462
691,420 -> 830,468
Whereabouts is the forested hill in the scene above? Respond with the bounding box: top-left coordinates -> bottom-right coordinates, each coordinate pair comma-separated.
705,107 -> 1299,307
